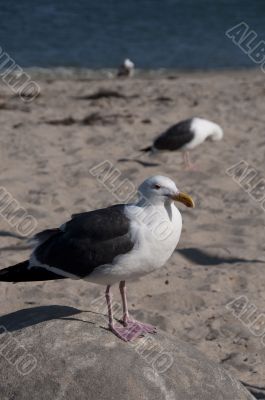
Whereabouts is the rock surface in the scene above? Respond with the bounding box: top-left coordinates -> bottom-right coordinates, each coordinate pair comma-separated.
0,306 -> 254,400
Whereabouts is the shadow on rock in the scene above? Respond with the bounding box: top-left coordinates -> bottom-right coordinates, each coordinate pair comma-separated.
0,305 -> 84,333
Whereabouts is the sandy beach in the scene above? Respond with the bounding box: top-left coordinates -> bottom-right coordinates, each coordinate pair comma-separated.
0,68 -> 264,388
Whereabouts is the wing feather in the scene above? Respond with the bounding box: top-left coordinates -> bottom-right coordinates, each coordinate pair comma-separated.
154,119 -> 194,151
34,205 -> 134,278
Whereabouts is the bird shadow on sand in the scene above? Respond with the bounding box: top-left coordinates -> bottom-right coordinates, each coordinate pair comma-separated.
177,248 -> 264,266
0,230 -> 32,251
0,305 -> 106,333
0,230 -> 27,240
0,244 -> 32,251
118,158 -> 160,167
0,230 -> 31,251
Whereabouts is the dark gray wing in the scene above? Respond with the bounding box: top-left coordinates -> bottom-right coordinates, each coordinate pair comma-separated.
154,119 -> 194,151
34,204 -> 134,278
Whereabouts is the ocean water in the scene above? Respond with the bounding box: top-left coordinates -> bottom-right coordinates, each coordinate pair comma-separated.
1,0 -> 265,70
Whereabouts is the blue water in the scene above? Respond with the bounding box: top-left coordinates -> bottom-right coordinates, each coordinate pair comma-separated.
1,0 -> 265,69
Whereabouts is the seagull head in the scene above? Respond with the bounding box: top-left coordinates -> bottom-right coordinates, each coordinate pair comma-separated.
124,58 -> 135,70
209,123 -> 224,141
138,175 -> 195,207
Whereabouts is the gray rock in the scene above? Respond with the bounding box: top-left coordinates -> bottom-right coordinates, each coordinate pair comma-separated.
0,306 -> 254,400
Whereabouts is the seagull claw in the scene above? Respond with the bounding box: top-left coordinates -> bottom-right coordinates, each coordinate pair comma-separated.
109,320 -> 156,342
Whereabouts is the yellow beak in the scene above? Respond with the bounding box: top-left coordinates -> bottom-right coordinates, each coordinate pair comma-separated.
172,192 -> 195,208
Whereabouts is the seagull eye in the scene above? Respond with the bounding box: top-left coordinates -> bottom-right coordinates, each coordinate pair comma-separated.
154,184 -> 161,190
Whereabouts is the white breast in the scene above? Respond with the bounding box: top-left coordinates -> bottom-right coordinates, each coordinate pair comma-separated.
88,203 -> 182,285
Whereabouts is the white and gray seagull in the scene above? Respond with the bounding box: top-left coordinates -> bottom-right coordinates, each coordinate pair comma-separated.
0,176 -> 194,341
141,117 -> 224,169
117,58 -> 135,77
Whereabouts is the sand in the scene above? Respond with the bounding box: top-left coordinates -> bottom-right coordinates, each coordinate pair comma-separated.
0,68 -> 264,391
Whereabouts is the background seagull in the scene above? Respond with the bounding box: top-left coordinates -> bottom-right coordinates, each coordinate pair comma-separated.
141,117 -> 224,169
0,176 -> 194,341
117,58 -> 135,77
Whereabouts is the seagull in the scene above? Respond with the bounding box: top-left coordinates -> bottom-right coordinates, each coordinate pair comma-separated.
117,58 -> 135,77
0,176 -> 194,341
141,118 -> 224,169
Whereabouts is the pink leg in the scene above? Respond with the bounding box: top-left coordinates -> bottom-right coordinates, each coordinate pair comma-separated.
105,284 -> 145,342
105,285 -> 114,327
119,280 -> 156,335
183,151 -> 196,170
105,283 -> 156,342
119,280 -> 129,325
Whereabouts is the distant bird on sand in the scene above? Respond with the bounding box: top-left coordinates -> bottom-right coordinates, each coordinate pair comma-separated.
0,176 -> 194,342
117,58 -> 135,77
141,118 -> 224,169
